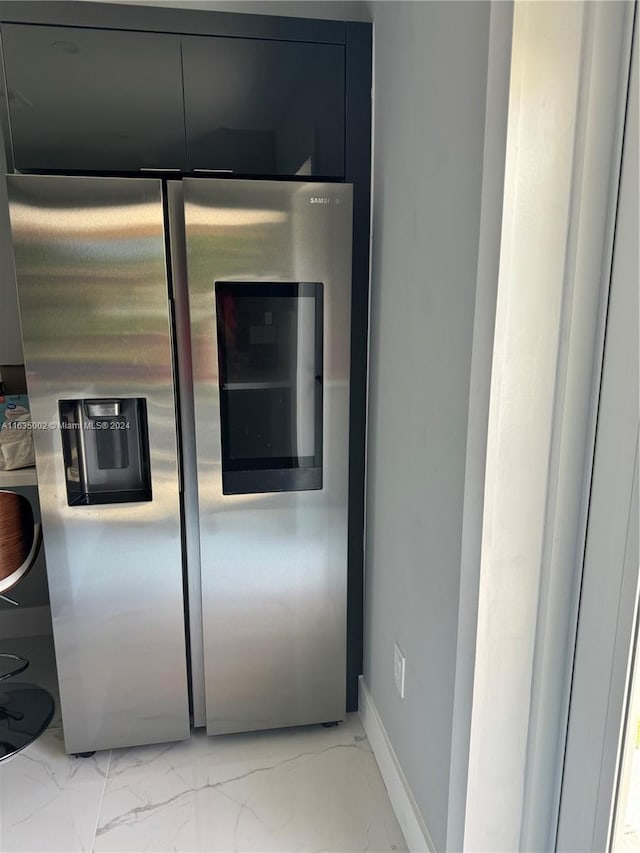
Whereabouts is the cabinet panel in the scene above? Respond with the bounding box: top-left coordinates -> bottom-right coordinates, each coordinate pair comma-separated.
182,36 -> 345,178
2,24 -> 186,172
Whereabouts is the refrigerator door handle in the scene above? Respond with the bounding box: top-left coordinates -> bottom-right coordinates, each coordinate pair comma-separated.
166,180 -> 207,729
167,295 -> 183,497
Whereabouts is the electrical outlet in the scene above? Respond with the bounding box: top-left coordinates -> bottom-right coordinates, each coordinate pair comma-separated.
394,643 -> 406,699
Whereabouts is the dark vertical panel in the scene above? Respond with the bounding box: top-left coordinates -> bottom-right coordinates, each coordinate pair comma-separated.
345,21 -> 372,712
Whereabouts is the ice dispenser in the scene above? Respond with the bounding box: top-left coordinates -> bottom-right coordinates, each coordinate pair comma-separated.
58,398 -> 152,506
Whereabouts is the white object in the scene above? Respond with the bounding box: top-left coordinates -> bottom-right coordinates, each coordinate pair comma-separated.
359,676 -> 433,851
0,414 -> 35,470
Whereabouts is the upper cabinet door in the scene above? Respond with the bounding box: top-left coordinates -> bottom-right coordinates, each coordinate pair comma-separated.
182,36 -> 345,178
2,24 -> 186,172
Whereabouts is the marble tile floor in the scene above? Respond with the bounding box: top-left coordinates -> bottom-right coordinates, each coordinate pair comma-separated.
0,641 -> 407,853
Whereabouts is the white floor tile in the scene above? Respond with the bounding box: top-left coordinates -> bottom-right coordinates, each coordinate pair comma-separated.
0,727 -> 110,853
95,715 -> 406,853
107,715 -> 364,784
0,714 -> 406,853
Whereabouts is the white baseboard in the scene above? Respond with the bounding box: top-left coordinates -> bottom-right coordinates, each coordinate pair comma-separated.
359,676 -> 435,852
0,605 -> 52,639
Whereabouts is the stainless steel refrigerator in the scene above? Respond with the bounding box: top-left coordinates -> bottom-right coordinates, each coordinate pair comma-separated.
7,174 -> 353,753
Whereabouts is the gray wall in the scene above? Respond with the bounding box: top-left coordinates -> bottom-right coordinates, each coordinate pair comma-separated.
363,2 -> 492,848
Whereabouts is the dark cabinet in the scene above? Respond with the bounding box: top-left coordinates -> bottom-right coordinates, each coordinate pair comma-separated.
1,23 -> 346,178
2,24 -> 186,172
182,36 -> 345,178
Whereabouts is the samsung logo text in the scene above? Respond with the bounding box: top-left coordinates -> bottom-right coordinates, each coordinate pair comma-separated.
310,197 -> 341,205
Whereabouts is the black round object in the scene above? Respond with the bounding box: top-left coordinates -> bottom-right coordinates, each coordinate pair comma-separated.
0,683 -> 54,761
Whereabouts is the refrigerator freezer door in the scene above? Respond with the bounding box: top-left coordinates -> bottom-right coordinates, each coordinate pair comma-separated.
183,178 -> 352,734
7,175 -> 190,753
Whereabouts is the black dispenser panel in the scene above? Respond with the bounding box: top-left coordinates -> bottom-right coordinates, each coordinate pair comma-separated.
216,282 -> 323,495
59,398 -> 152,506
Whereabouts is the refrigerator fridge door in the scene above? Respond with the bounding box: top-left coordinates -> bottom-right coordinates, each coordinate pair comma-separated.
7,175 -> 190,753
183,178 -> 353,735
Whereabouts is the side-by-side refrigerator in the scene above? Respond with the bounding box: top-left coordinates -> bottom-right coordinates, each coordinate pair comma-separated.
7,174 -> 353,753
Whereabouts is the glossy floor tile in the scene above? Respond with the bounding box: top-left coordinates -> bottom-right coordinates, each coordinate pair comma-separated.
0,727 -> 110,852
0,712 -> 406,853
